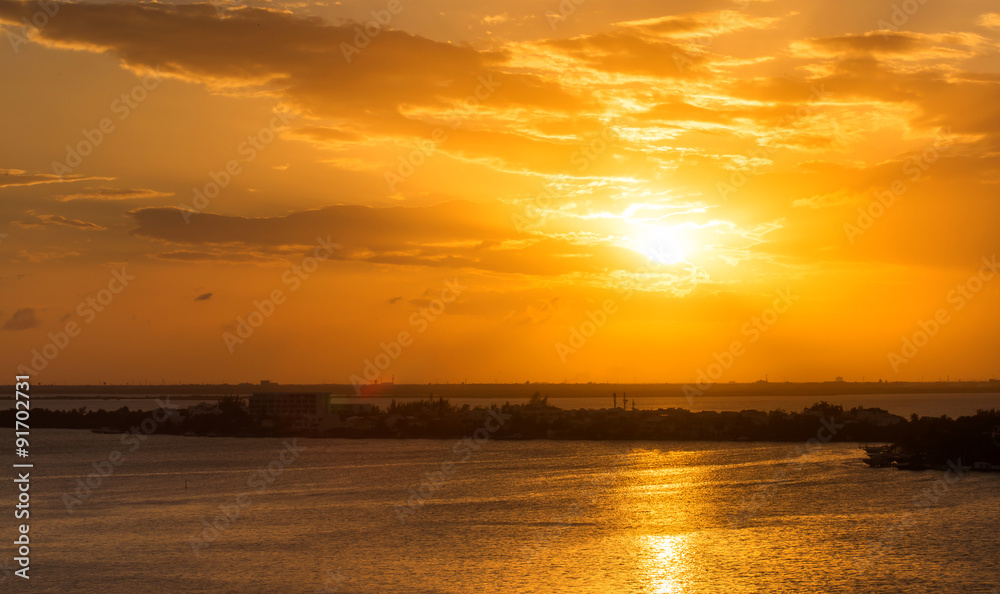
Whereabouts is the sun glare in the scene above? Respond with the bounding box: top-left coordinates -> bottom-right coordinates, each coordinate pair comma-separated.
626,223 -> 693,265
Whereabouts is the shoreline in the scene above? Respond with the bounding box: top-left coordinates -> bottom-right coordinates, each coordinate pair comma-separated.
5,399 -> 998,471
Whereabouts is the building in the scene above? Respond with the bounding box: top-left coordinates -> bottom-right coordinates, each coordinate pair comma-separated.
248,393 -> 374,431
248,392 -> 330,418
248,392 -> 336,431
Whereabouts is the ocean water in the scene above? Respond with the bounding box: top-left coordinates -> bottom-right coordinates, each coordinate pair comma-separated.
2,429 -> 999,592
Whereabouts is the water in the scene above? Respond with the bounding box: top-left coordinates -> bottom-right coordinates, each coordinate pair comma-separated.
27,398 -> 216,412
24,392 -> 1000,417
2,429 -> 998,592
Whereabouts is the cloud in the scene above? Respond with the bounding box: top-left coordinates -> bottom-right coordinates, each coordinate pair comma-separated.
2,308 -> 40,331
0,1 -> 580,123
128,201 -> 707,285
150,250 -> 288,265
13,249 -> 81,263
194,292 -> 213,301
285,127 -> 363,145
0,1 -> 597,177
640,99 -> 736,125
386,296 -> 402,304
545,31 -> 702,78
978,13 -> 1000,29
613,11 -> 780,39
796,31 -> 991,59
792,189 -> 856,209
541,11 -> 782,80
131,201 -> 523,251
14,214 -> 107,231
54,187 -> 174,201
0,169 -> 114,189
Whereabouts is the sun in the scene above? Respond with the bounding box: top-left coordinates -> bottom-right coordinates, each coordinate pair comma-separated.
625,223 -> 694,265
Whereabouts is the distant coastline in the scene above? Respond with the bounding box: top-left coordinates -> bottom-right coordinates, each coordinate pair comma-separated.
4,398 -> 998,471
6,380 -> 1000,399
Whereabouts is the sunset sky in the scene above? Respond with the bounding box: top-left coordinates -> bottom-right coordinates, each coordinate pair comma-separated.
1,0 -> 998,384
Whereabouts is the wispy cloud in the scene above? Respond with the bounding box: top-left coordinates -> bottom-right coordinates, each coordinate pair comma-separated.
2,308 -> 40,331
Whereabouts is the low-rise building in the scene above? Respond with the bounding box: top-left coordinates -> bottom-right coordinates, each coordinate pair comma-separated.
248,392 -> 337,431
247,393 -> 377,431
249,392 -> 330,418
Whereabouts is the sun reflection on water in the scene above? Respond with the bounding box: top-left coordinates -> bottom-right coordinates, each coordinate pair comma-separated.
641,533 -> 693,593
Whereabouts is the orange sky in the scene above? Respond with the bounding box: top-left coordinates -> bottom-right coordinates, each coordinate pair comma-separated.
1,0 -> 998,384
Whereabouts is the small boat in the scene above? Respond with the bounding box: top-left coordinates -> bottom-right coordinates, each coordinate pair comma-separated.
91,427 -> 119,434
861,444 -> 893,454
860,444 -> 898,468
862,453 -> 895,468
